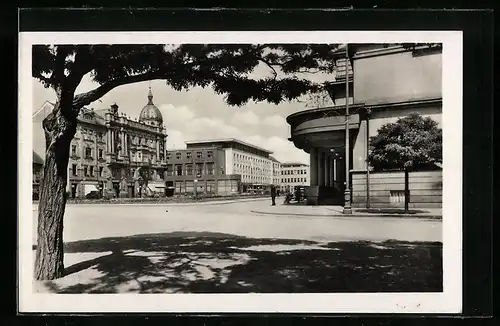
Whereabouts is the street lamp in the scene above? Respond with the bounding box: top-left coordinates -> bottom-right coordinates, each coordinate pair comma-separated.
343,43 -> 352,214
365,108 -> 372,209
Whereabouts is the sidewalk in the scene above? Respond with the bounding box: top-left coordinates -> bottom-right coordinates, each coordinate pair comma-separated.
251,203 -> 442,220
32,197 -> 268,210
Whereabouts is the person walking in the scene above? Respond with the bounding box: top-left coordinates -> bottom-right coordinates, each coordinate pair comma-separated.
270,185 -> 277,206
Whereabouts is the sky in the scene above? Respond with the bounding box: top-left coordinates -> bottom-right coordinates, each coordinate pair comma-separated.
32,63 -> 334,165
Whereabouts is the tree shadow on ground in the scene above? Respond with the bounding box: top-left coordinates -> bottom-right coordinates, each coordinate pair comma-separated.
35,231 -> 442,294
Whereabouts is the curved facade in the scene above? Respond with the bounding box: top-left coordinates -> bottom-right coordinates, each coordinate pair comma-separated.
287,44 -> 443,207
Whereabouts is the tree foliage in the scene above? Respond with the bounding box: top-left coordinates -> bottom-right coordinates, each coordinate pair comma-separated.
367,113 -> 442,171
33,44 -> 346,111
32,43 -> 349,280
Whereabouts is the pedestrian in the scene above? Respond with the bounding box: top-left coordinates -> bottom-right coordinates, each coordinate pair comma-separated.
270,184 -> 276,206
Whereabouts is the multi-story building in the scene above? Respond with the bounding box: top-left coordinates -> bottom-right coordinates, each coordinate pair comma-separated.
270,156 -> 282,188
280,162 -> 310,193
165,146 -> 240,196
33,88 -> 168,199
165,138 -> 277,195
194,138 -> 276,193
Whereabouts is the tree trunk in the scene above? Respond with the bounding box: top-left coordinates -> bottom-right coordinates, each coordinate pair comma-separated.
34,100 -> 77,280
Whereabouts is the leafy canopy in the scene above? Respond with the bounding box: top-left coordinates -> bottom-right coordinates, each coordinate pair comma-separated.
32,44 -> 345,110
367,113 -> 442,171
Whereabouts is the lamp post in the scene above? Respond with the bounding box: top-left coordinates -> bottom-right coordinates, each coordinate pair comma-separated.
365,108 -> 372,209
343,43 -> 352,214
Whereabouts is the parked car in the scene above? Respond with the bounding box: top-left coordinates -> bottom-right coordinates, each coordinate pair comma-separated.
294,185 -> 307,202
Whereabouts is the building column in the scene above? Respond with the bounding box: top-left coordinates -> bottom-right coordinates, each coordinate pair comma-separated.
324,154 -> 330,186
121,130 -> 126,155
309,148 -> 318,186
317,151 -> 325,186
124,133 -> 128,155
156,136 -> 160,160
107,129 -> 111,152
111,130 -> 115,153
329,157 -> 335,187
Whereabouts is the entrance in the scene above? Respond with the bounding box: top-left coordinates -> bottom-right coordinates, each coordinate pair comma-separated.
112,182 -> 120,198
71,184 -> 77,199
165,181 -> 174,197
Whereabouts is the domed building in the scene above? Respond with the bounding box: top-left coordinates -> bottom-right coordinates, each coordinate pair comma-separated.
33,87 -> 168,200
138,87 -> 163,127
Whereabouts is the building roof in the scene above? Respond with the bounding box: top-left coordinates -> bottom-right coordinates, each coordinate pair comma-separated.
33,151 -> 44,165
139,87 -> 163,125
269,155 -> 281,163
185,138 -> 273,154
281,162 -> 309,167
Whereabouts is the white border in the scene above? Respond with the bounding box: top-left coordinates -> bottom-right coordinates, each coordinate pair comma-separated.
18,31 -> 463,314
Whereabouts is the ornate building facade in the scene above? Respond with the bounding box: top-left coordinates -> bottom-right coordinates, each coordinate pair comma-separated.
34,88 -> 168,199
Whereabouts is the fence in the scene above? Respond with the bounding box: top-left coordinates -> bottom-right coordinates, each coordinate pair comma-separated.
351,170 -> 442,209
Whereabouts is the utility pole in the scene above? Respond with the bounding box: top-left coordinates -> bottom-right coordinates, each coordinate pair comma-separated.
343,43 -> 352,214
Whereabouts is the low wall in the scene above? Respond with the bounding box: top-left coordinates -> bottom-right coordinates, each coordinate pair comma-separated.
351,170 -> 442,209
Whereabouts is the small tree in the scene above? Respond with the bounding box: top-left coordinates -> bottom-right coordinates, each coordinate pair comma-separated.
367,113 -> 442,172
367,113 -> 442,212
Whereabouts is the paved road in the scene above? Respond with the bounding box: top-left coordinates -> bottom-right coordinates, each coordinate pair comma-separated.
32,199 -> 442,244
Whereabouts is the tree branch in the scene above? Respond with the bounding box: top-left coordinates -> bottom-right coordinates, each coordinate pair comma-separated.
256,57 -> 279,80
72,70 -> 169,110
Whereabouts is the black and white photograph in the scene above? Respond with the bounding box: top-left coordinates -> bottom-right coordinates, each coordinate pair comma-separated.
19,30 -> 463,313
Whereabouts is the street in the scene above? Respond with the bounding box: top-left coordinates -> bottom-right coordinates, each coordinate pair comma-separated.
32,199 -> 443,293
33,198 -> 442,244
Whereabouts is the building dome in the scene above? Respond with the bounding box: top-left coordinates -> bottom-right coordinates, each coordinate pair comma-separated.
138,87 -> 163,126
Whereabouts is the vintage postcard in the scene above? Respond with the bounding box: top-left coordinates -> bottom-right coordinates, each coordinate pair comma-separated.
19,30 -> 462,313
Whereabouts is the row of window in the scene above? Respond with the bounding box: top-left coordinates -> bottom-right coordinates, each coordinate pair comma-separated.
166,163 -> 217,176
71,145 -> 105,160
282,177 -> 308,183
167,151 -> 214,161
78,127 -> 165,150
71,164 -> 104,178
173,179 -> 238,193
234,152 -> 271,165
242,175 -> 272,182
281,169 -> 307,175
71,145 -> 165,164
234,164 -> 273,174
79,128 -> 105,142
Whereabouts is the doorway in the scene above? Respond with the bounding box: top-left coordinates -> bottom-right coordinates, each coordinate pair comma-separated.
112,182 -> 120,198
71,184 -> 77,199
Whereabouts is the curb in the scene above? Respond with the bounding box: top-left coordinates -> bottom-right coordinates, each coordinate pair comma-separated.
164,197 -> 268,207
250,210 -> 442,221
32,197 -> 268,209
